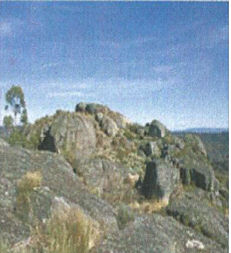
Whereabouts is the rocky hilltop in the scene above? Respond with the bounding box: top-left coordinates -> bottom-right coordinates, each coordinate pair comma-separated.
0,103 -> 228,252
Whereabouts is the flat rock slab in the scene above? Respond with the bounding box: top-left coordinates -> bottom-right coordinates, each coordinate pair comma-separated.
97,214 -> 226,253
167,189 -> 228,249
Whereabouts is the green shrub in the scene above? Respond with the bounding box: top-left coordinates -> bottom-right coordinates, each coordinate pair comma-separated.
8,129 -> 28,147
116,204 -> 135,230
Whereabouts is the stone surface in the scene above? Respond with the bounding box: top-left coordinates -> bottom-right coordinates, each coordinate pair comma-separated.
173,136 -> 185,150
97,214 -> 225,253
147,120 -> 167,138
0,144 -> 118,245
26,111 -> 97,159
75,102 -> 129,129
179,159 -> 216,191
0,103 -> 229,252
75,158 -> 127,196
95,112 -> 104,122
75,102 -> 87,112
184,134 -> 207,157
167,189 -> 228,249
100,115 -> 119,137
142,159 -> 180,202
143,141 -> 161,157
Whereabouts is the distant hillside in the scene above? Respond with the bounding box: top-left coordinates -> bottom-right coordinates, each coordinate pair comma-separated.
198,132 -> 229,171
174,128 -> 228,134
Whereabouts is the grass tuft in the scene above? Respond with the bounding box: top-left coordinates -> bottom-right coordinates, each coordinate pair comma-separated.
16,171 -> 42,221
17,171 -> 42,193
29,206 -> 99,253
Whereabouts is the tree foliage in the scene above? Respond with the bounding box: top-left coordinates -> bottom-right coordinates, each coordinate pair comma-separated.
3,115 -> 14,134
5,85 -> 28,125
3,115 -> 13,129
21,108 -> 28,125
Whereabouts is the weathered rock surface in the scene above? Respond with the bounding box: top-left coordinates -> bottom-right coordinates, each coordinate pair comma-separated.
24,106 -> 221,201
180,162 -> 217,191
100,115 -> 119,137
25,103 -> 130,161
74,158 -> 127,196
142,141 -> 161,157
167,189 -> 228,249
6,103 -> 227,252
25,111 -> 97,160
97,214 -> 225,253
158,133 -> 217,192
184,134 -> 207,157
146,120 -> 168,138
142,159 -> 180,202
0,144 -> 118,245
173,135 -> 185,150
75,102 -> 129,130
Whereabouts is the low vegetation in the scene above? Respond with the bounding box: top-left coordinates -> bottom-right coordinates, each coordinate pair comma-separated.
116,203 -> 135,229
16,171 -> 42,221
3,204 -> 97,253
30,207 -> 96,253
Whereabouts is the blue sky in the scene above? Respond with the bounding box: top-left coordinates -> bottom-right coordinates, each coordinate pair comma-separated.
0,2 -> 228,130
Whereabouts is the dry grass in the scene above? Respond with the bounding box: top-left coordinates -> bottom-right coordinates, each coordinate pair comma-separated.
29,206 -> 99,253
12,192 -> 99,253
224,208 -> 229,218
16,171 -> 42,220
129,199 -> 169,214
17,171 -> 42,193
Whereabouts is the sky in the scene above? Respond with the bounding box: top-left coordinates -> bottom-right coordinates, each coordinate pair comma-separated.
0,2 -> 228,130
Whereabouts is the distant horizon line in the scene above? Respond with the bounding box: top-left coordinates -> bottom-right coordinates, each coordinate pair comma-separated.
172,127 -> 229,132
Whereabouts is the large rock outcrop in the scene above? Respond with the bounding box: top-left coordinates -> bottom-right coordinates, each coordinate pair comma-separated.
184,134 -> 207,157
97,214 -> 225,253
140,132 -> 219,202
0,143 -> 118,245
146,120 -> 168,138
76,102 -> 129,131
180,161 -> 217,191
25,103 -> 130,160
23,104 -> 220,198
167,189 -> 228,249
176,134 -> 217,192
141,141 -> 161,157
142,159 -> 180,203
0,101 -> 229,252
25,111 -> 97,159
74,158 -> 127,196
24,105 -> 220,199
